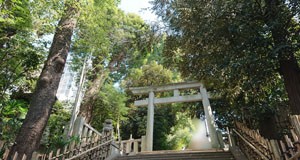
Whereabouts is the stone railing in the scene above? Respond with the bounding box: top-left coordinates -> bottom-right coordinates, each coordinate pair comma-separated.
116,135 -> 145,156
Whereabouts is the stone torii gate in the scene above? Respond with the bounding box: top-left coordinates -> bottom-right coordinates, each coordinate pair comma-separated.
129,81 -> 219,151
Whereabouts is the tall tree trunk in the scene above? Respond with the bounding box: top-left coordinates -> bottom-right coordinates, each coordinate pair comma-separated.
7,1 -> 79,159
265,0 -> 300,114
79,70 -> 108,123
79,52 -> 124,123
259,114 -> 278,139
279,57 -> 300,114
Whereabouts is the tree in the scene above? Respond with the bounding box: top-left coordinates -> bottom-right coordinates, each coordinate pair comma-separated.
7,0 -> 80,159
0,0 -> 67,105
0,99 -> 28,157
0,0 -> 48,153
121,62 -> 179,150
123,61 -> 175,87
89,83 -> 128,139
77,11 -> 156,123
40,101 -> 72,151
0,0 -> 45,102
0,0 -> 31,45
73,4 -> 120,123
152,1 -> 300,115
166,112 -> 195,150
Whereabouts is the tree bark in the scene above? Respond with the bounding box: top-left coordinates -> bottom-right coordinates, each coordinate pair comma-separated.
259,114 -> 278,139
79,52 -> 125,123
7,1 -> 79,159
279,57 -> 300,114
79,70 -> 108,124
265,0 -> 300,114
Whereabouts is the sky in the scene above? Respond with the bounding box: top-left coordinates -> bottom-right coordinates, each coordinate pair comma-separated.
118,0 -> 157,23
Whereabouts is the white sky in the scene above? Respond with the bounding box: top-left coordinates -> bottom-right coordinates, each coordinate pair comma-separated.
118,0 -> 157,23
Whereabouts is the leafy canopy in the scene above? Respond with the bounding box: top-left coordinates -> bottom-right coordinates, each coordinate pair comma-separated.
151,0 -> 299,129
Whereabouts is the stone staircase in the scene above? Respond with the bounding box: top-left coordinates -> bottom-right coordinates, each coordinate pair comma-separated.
114,150 -> 235,160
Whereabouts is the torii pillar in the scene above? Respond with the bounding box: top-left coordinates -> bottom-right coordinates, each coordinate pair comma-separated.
200,85 -> 219,148
130,82 -> 220,151
146,91 -> 155,151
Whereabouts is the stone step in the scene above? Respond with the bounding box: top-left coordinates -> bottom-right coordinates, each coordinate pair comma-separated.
114,151 -> 235,160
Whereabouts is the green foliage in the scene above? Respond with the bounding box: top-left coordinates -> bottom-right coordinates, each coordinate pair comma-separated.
91,83 -> 128,130
72,0 -> 120,75
153,106 -> 176,150
106,12 -> 155,82
29,0 -> 64,37
40,101 -> 72,151
152,0 -> 298,131
166,112 -> 195,150
121,62 -> 181,149
120,105 -> 177,151
73,0 -> 118,55
72,4 -> 157,84
0,1 -> 71,156
0,0 -> 52,102
0,0 -> 31,38
0,99 -> 28,154
120,106 -> 147,139
0,32 -> 45,99
75,6 -> 164,136
123,61 -> 177,87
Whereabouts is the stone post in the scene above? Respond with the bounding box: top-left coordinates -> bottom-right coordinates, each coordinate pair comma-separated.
72,116 -> 85,137
146,91 -> 154,151
133,141 -> 138,154
141,135 -> 146,152
103,119 -> 113,135
126,134 -> 133,154
174,89 -> 180,97
200,85 -> 219,148
102,119 -> 113,158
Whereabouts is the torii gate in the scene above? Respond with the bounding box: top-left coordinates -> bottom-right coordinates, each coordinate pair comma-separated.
129,81 -> 219,151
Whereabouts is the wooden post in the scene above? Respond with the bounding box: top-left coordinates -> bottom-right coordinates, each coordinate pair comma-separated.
21,154 -> 27,160
3,149 -> 9,159
49,151 -> 54,159
0,141 -> 4,149
63,146 -> 68,159
55,149 -> 60,160
12,152 -> 18,160
31,151 -> 39,160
